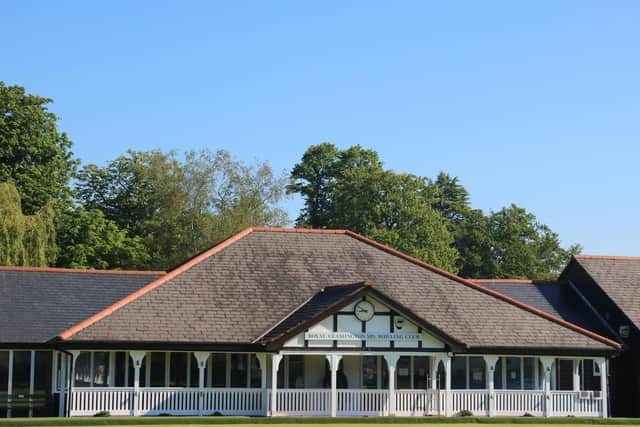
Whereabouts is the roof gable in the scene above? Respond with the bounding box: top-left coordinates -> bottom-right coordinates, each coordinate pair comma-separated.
567,255 -> 640,331
60,228 -> 620,352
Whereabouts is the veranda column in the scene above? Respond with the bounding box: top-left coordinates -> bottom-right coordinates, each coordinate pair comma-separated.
540,357 -> 554,418
256,353 -> 268,416
58,353 -> 67,417
444,355 -> 452,416
7,350 -> 13,418
68,351 -> 80,417
270,354 -> 282,416
193,352 -> 210,416
326,354 -> 343,417
429,356 -> 442,415
483,356 -> 499,417
384,354 -> 400,416
572,359 -> 581,392
598,358 -> 608,418
129,351 -> 146,416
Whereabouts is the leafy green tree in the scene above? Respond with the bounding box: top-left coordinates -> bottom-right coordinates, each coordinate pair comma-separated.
75,148 -> 288,269
288,142 -> 381,227
428,172 -> 472,228
327,166 -> 458,272
484,204 -> 581,279
55,207 -> 150,270
0,82 -> 78,214
0,182 -> 56,266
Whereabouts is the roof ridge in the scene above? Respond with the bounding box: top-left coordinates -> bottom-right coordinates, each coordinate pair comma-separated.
473,279 -> 562,285
574,254 -> 640,261
0,266 -> 165,276
343,231 -> 621,349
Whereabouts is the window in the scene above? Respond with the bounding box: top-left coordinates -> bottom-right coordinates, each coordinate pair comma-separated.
34,351 -> 52,395
211,354 -> 226,387
523,357 -> 535,390
556,359 -> 573,391
74,352 -> 91,387
468,357 -> 485,389
250,355 -> 261,388
506,357 -> 521,389
149,353 -> 165,387
452,357 -> 466,389
0,351 -> 8,394
396,357 -> 411,389
494,358 -> 503,389
114,352 -> 127,387
169,353 -> 188,387
413,357 -> 429,389
288,355 -> 305,388
362,356 -> 378,389
93,352 -> 110,386
231,354 -> 248,387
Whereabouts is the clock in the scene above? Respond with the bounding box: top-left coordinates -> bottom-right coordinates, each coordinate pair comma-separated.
354,300 -> 375,322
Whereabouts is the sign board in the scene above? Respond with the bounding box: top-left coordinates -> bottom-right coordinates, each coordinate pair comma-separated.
304,332 -> 421,341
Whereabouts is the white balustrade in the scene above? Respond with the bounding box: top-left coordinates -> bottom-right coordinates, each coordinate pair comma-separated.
69,388 -> 134,416
495,390 -> 545,416
395,389 -> 443,416
551,391 -> 602,417
337,389 -> 388,415
451,390 -> 489,415
68,387 -> 604,417
274,389 -> 330,415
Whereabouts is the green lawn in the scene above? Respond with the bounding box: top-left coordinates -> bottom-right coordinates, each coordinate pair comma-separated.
1,418 -> 640,427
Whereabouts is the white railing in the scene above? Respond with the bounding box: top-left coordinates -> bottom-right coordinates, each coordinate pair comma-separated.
451,389 -> 489,416
69,388 -> 264,416
69,387 -> 134,416
495,390 -> 545,416
551,391 -> 602,417
274,389 -> 330,415
337,389 -> 388,415
69,387 -> 604,417
395,389 -> 443,416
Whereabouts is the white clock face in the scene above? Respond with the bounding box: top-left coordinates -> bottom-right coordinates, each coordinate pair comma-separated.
354,300 -> 375,322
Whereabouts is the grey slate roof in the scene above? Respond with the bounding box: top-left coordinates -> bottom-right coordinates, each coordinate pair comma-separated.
0,268 -> 163,344
571,256 -> 640,330
66,229 -> 617,353
478,281 -> 614,339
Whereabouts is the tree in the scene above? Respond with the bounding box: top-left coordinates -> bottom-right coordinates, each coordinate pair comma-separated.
328,166 -> 459,272
428,172 -> 472,228
75,148 -> 289,269
484,204 -> 581,279
55,207 -> 150,270
0,82 -> 78,214
288,142 -> 381,227
0,182 -> 56,266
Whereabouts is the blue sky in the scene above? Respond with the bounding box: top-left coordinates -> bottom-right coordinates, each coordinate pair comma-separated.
3,1 -> 639,255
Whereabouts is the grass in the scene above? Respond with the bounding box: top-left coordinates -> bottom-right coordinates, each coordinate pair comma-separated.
0,418 -> 639,427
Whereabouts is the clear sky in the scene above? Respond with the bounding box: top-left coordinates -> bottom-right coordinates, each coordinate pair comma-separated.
3,1 -> 639,255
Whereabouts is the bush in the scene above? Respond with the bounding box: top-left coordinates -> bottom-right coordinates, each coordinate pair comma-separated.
92,411 -> 110,417
455,409 -> 473,416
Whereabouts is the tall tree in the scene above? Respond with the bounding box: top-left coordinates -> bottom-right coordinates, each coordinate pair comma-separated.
0,182 -> 56,266
288,143 -> 380,227
75,149 -> 288,269
0,82 -> 78,214
329,166 -> 458,271
55,207 -> 150,270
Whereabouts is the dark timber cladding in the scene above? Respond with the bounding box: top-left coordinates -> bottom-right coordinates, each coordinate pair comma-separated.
59,228 -> 618,353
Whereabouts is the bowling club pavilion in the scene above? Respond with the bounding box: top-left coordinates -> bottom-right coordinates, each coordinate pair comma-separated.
0,228 -> 620,418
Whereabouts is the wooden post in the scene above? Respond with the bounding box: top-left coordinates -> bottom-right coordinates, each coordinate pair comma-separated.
129,351 -> 146,416
270,354 -> 282,416
28,351 -> 35,417
444,356 -> 452,416
483,356 -> 499,417
599,358 -> 608,418
256,353 -> 268,415
540,357 -> 554,417
325,354 -> 343,417
193,352 -> 210,416
384,354 -> 400,416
